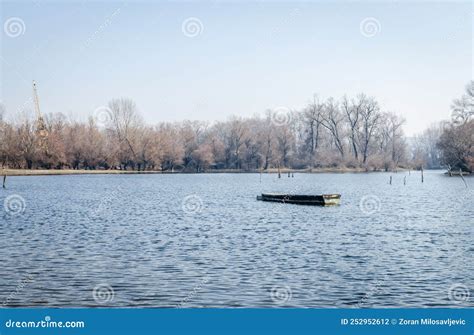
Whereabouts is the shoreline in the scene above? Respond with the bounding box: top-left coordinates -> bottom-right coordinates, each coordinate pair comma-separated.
0,167 -> 445,177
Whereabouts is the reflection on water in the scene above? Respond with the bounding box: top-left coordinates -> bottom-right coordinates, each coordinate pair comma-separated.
0,171 -> 472,307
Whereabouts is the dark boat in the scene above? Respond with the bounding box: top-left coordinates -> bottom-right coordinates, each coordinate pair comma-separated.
256,193 -> 341,206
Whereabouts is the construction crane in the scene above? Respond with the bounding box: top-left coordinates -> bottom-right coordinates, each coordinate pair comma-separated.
32,80 -> 48,150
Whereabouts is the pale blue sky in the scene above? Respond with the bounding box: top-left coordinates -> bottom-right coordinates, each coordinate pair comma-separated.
1,0 -> 472,135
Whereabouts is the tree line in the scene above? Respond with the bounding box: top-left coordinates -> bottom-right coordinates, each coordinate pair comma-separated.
0,84 -> 472,173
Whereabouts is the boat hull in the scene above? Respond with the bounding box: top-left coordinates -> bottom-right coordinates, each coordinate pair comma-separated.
257,193 -> 341,206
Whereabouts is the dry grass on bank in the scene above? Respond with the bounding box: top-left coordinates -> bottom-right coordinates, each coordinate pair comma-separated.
1,167 -> 376,177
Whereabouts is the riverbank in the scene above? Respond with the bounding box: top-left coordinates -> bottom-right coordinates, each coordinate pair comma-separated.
2,169 -> 162,176
1,167 -> 389,176
5,168 -> 467,177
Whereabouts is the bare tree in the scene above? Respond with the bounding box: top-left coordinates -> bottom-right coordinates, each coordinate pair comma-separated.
17,117 -> 37,169
385,113 -> 406,167
260,112 -> 276,170
451,80 -> 474,125
0,103 -> 5,122
303,95 -> 324,165
438,81 -> 474,172
4,92 -> 418,172
225,118 -> 248,169
342,95 -> 364,161
181,121 -> 208,171
438,121 -> 474,172
320,98 -> 345,158
276,124 -> 293,167
358,97 -> 381,164
411,123 -> 443,169
157,123 -> 184,171
108,98 -> 144,169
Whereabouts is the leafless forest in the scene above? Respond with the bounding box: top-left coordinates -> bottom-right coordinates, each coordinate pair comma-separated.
0,82 -> 472,173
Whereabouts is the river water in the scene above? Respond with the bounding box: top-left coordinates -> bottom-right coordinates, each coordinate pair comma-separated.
1,171 -> 472,307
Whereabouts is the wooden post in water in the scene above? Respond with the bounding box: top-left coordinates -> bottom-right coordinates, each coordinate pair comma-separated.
404,176 -> 406,185
389,175 -> 392,185
288,171 -> 290,178
291,172 -> 294,178
421,167 -> 424,183
278,165 -> 281,179
2,174 -> 5,189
